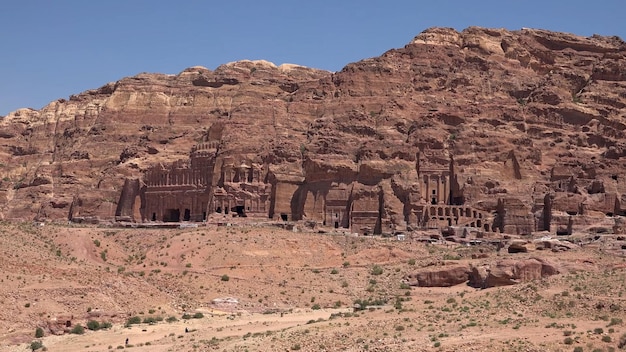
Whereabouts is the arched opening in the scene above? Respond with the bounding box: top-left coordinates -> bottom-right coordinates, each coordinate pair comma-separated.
183,209 -> 191,221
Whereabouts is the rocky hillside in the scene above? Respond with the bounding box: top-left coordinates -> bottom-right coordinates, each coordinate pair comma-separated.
1,27 -> 625,233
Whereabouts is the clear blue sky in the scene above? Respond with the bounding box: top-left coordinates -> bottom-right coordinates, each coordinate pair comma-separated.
1,0 -> 624,116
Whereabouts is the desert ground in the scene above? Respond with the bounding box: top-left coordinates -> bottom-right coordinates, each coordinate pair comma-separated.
0,220 -> 625,352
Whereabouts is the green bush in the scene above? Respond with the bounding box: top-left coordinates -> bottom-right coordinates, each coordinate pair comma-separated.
166,316 -> 178,323
125,316 -> 142,326
601,335 -> 612,342
221,274 -> 230,281
34,327 -> 44,338
573,347 -> 583,352
608,317 -> 623,327
563,337 -> 574,345
311,304 -> 321,310
30,340 -> 43,351
143,316 -> 158,324
86,320 -> 100,331
371,265 -> 383,276
70,324 -> 85,334
182,312 -> 203,320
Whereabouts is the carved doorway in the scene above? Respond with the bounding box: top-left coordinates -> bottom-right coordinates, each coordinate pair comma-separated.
164,209 -> 180,222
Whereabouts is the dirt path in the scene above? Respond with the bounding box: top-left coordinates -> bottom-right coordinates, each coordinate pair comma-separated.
12,308 -> 351,352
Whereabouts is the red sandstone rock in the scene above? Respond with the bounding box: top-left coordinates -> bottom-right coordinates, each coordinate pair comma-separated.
0,27 -> 625,237
468,258 -> 559,288
405,265 -> 470,287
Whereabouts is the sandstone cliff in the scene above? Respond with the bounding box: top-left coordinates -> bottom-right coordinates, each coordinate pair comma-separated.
1,27 -> 625,236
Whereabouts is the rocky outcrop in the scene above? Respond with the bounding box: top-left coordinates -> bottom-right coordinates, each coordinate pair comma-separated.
404,265 -> 470,287
405,257 -> 560,288
468,258 -> 559,288
0,27 -> 625,236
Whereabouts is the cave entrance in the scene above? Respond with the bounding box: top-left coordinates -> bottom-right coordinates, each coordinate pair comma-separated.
235,205 -> 247,217
280,213 -> 288,221
334,221 -> 339,229
151,213 -> 156,221
183,209 -> 191,221
163,209 -> 180,222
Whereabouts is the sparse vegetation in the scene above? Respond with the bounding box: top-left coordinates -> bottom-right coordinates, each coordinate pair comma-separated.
125,316 -> 142,326
371,265 -> 383,276
70,324 -> 85,334
30,340 -> 43,351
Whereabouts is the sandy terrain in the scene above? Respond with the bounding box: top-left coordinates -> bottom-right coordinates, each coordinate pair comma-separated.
0,221 -> 625,351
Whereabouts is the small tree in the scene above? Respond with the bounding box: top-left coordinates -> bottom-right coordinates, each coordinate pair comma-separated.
221,274 -> 230,282
34,327 -> 44,338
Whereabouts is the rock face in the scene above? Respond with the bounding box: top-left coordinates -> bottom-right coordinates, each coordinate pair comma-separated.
1,27 -> 626,235
404,265 -> 470,287
468,258 -> 559,288
404,257 -> 559,288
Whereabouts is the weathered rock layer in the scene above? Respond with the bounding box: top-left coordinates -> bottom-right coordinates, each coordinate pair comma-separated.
1,27 -> 625,236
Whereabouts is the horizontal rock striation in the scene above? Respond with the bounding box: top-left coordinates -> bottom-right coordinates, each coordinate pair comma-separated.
0,27 -> 625,236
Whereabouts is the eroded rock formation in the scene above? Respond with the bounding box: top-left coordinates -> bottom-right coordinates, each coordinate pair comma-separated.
1,27 -> 625,236
405,258 -> 559,288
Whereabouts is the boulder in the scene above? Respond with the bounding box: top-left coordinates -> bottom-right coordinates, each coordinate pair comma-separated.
468,258 -> 559,288
507,240 -> 529,253
405,265 -> 470,287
